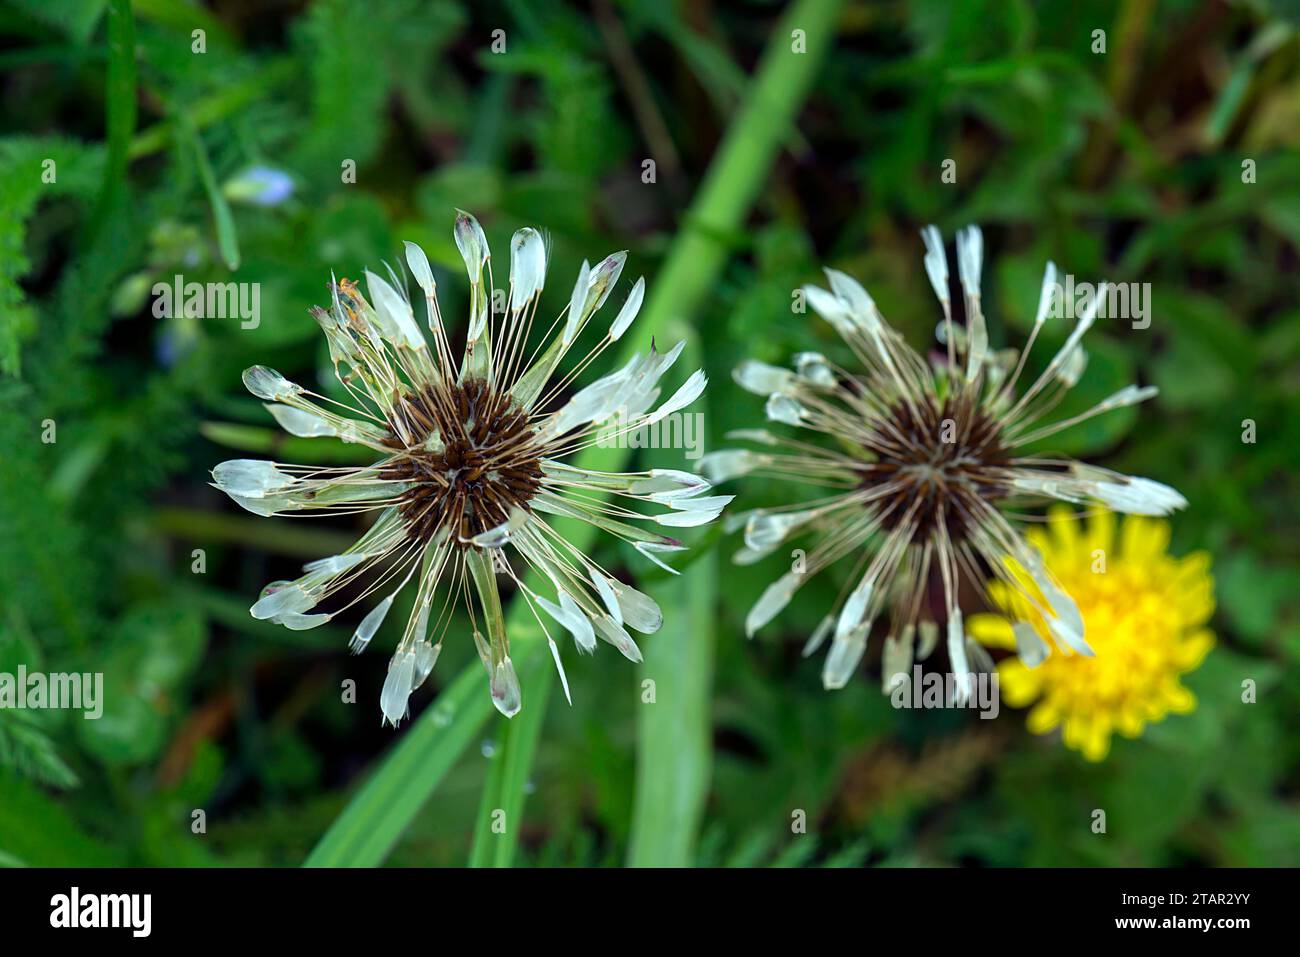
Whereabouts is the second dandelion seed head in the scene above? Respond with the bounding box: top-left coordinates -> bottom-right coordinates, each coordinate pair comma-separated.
854,390 -> 1012,543
705,224 -> 1188,698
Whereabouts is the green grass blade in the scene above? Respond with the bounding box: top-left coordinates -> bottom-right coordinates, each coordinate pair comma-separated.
468,657 -> 554,867
88,0 -> 135,237
302,655 -> 493,867
304,573 -> 554,867
628,326 -> 715,868
628,548 -> 717,866
180,119 -> 241,270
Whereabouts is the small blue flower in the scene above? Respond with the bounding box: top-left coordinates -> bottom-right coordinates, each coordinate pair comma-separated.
223,165 -> 295,207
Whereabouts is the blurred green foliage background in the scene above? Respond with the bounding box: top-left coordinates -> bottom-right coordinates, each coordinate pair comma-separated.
1,0 -> 1298,867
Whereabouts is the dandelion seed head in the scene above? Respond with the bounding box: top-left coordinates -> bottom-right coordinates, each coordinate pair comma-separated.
707,225 -> 1187,694
212,212 -> 716,724
856,391 -> 1011,542
379,378 -> 543,546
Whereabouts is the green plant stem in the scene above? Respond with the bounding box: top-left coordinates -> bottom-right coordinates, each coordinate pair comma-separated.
640,0 -> 843,328
88,0 -> 135,238
200,421 -> 378,465
153,506 -> 357,559
178,118 -> 241,270
625,0 -> 844,868
303,0 -> 843,869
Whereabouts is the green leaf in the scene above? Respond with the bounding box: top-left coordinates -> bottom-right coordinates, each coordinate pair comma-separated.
1216,551 -> 1293,647
0,773 -> 122,866
0,137 -> 103,376
76,602 -> 207,766
0,712 -> 80,789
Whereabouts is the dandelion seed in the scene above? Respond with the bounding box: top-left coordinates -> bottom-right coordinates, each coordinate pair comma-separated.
969,507 -> 1214,760
703,226 -> 1186,696
213,211 -> 717,725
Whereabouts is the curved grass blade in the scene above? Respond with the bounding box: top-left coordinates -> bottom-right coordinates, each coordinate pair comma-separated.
179,118 -> 241,271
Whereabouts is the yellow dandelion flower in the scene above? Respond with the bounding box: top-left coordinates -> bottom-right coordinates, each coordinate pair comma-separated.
969,506 -> 1215,761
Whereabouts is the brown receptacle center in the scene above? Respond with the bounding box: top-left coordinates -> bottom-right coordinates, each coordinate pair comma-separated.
381,378 -> 543,546
858,393 -> 1010,541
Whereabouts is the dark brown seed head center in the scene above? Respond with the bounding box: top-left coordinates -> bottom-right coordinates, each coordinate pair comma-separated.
381,379 -> 543,547
859,393 -> 1010,541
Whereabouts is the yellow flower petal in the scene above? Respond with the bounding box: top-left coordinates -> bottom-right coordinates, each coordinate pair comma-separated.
1063,714 -> 1087,750
968,613 -> 1016,650
1025,527 -> 1052,561
1172,553 -> 1215,625
1116,705 -> 1145,738
1082,719 -> 1113,761
997,659 -> 1041,706
1047,506 -> 1081,561
1164,681 -> 1196,714
1026,701 -> 1061,734
1176,629 -> 1214,671
1121,515 -> 1170,563
1085,508 -> 1116,557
